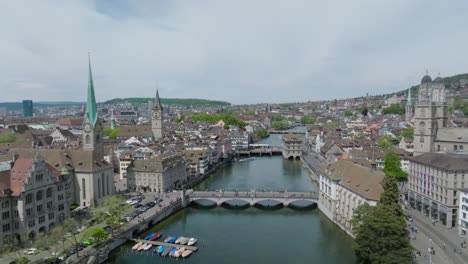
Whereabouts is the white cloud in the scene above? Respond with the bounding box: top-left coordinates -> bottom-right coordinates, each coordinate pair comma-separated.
0,0 -> 467,104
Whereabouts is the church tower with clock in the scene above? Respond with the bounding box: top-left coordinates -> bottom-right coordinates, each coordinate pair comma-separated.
82,55 -> 104,158
151,90 -> 163,141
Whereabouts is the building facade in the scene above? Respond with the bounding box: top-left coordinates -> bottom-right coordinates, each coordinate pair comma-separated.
151,90 -> 163,141
408,152 -> 468,228
318,160 -> 384,236
459,189 -> 468,236
282,133 -> 303,159
22,100 -> 33,117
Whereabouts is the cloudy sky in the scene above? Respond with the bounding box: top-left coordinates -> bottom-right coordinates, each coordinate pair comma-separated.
1,0 -> 468,104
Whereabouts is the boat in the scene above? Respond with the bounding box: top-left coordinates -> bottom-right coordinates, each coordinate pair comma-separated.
153,246 -> 162,254
168,235 -> 179,244
175,236 -> 185,244
174,247 -> 186,258
182,250 -> 193,258
187,238 -> 197,246
169,247 -> 177,257
137,243 -> 147,251
164,236 -> 173,243
143,244 -> 152,251
161,246 -> 172,257
144,232 -> 154,240
149,232 -> 163,241
179,237 -> 189,245
132,242 -> 142,250
157,245 -> 167,254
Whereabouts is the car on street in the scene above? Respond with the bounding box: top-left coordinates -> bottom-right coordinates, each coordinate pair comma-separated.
137,206 -> 147,213
134,203 -> 142,208
23,248 -> 38,255
145,201 -> 156,208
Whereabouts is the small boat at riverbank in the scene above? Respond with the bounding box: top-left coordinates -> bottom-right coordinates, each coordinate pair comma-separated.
143,244 -> 152,251
169,247 -> 177,257
144,232 -> 154,240
137,243 -> 147,251
149,232 -> 163,241
157,245 -> 167,254
179,237 -> 189,245
182,249 -> 193,258
132,242 -> 142,250
161,246 -> 172,257
168,235 -> 179,243
187,238 -> 197,246
164,236 -> 173,243
175,236 -> 185,244
174,247 -> 185,258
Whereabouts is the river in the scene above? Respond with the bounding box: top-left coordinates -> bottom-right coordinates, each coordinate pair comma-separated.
108,133 -> 356,264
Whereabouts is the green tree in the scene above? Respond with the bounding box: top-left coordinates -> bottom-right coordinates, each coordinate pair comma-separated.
343,110 -> 353,117
382,104 -> 405,115
271,121 -> 289,130
322,122 -> 339,128
175,115 -> 185,123
93,196 -> 128,237
0,133 -> 19,143
256,128 -> 268,138
377,135 -> 394,149
63,218 -> 82,257
33,231 -> 59,259
84,227 -> 108,245
103,128 -> 120,139
383,152 -> 408,180
300,116 -> 316,124
400,127 -> 414,139
271,114 -> 284,121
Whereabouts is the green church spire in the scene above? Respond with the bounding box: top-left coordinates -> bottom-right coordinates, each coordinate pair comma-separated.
86,54 -> 98,127
406,87 -> 412,106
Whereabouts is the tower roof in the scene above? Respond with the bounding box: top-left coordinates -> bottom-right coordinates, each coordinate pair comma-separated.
421,74 -> 432,84
85,55 -> 98,127
154,89 -> 163,110
406,88 -> 412,106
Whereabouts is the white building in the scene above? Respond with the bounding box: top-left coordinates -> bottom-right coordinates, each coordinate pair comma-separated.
319,159 -> 384,236
458,189 -> 468,236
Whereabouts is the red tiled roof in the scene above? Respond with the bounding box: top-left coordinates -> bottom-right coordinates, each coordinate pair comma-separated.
10,158 -> 33,195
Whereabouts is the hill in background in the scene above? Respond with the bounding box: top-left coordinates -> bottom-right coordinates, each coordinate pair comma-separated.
105,97 -> 231,107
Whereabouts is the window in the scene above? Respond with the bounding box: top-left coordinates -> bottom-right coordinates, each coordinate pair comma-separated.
38,216 -> 45,224
46,201 -> 52,209
58,194 -> 63,201
58,204 -> 64,211
28,219 -> 35,228
57,184 -> 63,191
26,208 -> 32,217
46,188 -> 52,198
2,211 -> 10,220
437,145 -> 440,151
461,145 -> 464,150
35,173 -> 43,181
2,224 -> 10,232
37,205 -> 43,212
85,134 -> 90,144
26,193 -> 33,204
454,145 -> 458,151
48,212 -> 54,220
82,178 -> 86,200
36,190 -> 43,201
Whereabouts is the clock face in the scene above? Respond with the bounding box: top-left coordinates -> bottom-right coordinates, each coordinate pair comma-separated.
152,111 -> 160,118
84,123 -> 92,133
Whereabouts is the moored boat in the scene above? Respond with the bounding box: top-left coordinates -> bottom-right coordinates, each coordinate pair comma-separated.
132,242 -> 142,250
179,237 -> 189,245
164,236 -> 173,243
187,238 -> 197,246
149,232 -> 163,241
161,246 -> 172,257
157,245 -> 167,254
143,244 -> 152,251
182,250 -> 193,258
174,247 -> 186,258
153,246 -> 162,254
144,232 -> 154,240
137,243 -> 147,251
168,235 -> 179,244
175,236 -> 185,244
169,247 -> 177,257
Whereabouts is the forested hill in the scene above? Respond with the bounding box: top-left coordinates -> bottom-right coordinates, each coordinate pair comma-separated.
105,97 -> 231,107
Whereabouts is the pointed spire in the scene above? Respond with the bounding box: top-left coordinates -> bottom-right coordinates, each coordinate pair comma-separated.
86,54 -> 98,127
110,110 -> 115,130
154,89 -> 163,110
406,87 -> 412,106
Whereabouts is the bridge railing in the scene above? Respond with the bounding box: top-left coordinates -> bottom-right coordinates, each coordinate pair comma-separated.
189,191 -> 318,199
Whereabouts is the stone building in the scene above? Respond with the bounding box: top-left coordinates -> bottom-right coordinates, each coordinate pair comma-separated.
126,153 -> 186,193
413,73 -> 468,155
318,160 -> 384,236
0,155 -> 72,246
282,133 -> 303,159
151,90 -> 164,141
459,188 -> 468,236
408,152 -> 468,227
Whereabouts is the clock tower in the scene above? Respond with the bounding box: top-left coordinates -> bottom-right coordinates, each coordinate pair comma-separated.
414,73 -> 437,156
82,55 -> 104,158
151,89 -> 163,141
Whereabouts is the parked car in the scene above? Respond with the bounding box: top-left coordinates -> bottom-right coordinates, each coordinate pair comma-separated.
23,248 -> 38,255
137,206 -> 147,213
134,203 -> 142,208
104,226 -> 112,234
126,199 -> 138,205
145,201 -> 156,208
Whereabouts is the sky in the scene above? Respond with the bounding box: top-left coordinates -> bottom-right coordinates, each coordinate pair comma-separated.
1,0 -> 468,104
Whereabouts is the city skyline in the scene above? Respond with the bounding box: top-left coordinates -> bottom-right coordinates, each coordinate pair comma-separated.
1,1 -> 468,104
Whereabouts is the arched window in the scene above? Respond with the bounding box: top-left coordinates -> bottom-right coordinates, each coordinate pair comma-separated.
26,194 -> 33,204
460,145 -> 464,151
454,145 -> 458,151
85,134 -> 90,144
82,178 -> 86,200
46,188 -> 52,198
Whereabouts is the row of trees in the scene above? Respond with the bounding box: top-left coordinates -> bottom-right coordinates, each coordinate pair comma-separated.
300,116 -> 316,124
382,104 -> 405,115
256,128 -> 268,138
271,121 -> 290,130
191,113 -> 246,127
352,152 -> 412,263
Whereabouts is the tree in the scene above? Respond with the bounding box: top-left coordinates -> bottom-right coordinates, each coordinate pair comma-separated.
383,152 -> 408,180
0,133 -> 19,143
361,107 -> 369,117
322,121 -> 339,128
271,121 -> 289,130
175,115 -> 185,123
300,116 -> 316,124
382,104 -> 405,115
343,110 -> 353,117
33,231 -> 59,259
256,128 -> 268,138
271,114 -> 284,121
103,128 -> 120,139
93,196 -> 129,237
84,227 -> 108,245
400,127 -> 414,139
63,218 -> 83,257
377,135 -> 394,149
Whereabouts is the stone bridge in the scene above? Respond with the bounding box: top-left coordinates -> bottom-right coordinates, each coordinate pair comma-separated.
187,190 -> 318,207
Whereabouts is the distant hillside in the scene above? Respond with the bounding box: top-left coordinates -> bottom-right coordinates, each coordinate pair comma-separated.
0,102 -> 83,110
391,73 -> 468,97
105,97 -> 231,107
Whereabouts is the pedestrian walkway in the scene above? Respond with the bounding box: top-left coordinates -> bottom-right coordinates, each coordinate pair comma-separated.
406,208 -> 468,264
